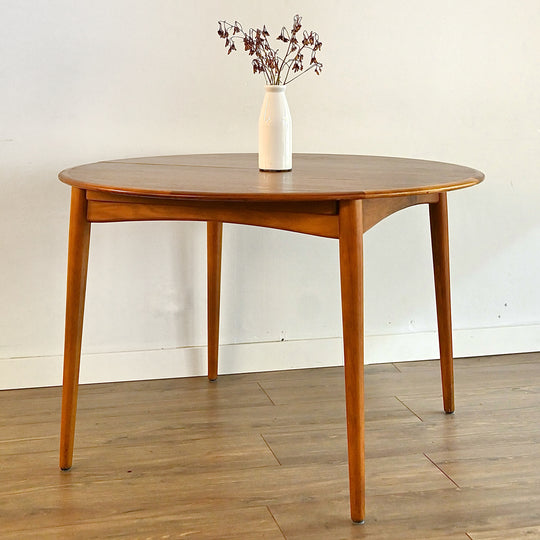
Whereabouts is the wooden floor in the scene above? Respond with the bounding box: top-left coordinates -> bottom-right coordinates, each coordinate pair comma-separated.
1,352 -> 539,539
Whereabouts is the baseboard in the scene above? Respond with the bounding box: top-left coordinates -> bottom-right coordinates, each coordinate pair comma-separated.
1,324 -> 538,390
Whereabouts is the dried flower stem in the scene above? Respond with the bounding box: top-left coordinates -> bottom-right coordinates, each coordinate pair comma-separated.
217,14 -> 322,85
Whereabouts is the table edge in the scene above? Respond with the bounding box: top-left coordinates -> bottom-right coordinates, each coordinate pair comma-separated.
58,153 -> 484,201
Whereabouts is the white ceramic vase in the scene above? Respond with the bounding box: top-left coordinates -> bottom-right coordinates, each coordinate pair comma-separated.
258,85 -> 292,171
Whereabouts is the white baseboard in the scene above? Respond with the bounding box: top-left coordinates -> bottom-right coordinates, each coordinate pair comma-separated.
1,324 -> 538,390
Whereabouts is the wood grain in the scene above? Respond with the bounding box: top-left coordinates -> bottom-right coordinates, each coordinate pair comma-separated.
1,353 -> 538,538
86,189 -> 338,214
362,192 -> 439,232
59,153 -> 484,201
430,192 -> 455,413
207,221 -> 222,381
338,199 -> 365,523
86,198 -> 339,238
60,187 -> 91,471
468,526 -> 540,539
56,152 -> 483,525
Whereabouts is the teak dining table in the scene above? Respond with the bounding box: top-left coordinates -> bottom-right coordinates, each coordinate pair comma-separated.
58,153 -> 483,523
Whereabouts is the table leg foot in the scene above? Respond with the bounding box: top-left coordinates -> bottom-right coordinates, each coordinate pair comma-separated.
339,200 -> 366,524
60,188 -> 91,471
429,193 -> 455,414
207,221 -> 222,381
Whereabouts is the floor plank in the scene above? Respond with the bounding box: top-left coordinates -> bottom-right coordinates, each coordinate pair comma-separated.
0,506 -> 285,540
468,525 -> 540,539
269,482 -> 540,538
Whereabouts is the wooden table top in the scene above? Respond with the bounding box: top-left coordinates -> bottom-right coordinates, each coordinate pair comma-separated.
59,153 -> 484,201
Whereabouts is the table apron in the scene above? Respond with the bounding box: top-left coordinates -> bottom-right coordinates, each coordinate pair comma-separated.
85,191 -> 441,238
362,193 -> 440,232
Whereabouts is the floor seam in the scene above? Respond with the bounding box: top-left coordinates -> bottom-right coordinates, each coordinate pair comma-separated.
260,434 -> 282,466
394,396 -> 424,422
258,382 -> 277,406
423,452 -> 461,489
266,505 -> 288,539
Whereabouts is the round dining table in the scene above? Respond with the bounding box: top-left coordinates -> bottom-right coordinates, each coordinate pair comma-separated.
58,153 -> 484,523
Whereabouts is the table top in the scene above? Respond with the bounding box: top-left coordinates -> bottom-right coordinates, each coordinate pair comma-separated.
59,154 -> 484,201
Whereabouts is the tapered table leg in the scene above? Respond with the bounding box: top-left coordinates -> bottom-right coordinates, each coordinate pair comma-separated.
339,200 -> 365,524
429,193 -> 455,413
207,221 -> 223,381
60,187 -> 91,470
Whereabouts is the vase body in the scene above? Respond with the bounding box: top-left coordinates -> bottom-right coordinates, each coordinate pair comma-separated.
258,85 -> 292,171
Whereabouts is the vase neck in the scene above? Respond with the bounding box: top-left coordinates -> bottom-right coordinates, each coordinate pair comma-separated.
265,85 -> 287,93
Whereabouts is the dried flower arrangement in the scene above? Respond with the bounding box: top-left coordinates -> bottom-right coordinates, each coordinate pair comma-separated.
217,14 -> 322,85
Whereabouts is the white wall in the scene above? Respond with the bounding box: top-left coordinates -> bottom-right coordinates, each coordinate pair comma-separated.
1,0 -> 538,389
